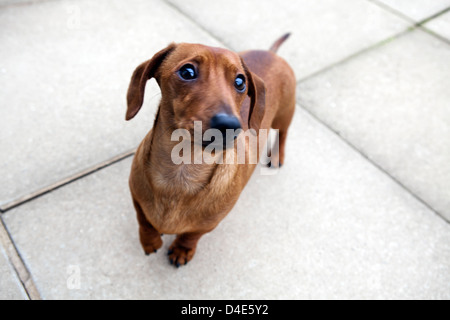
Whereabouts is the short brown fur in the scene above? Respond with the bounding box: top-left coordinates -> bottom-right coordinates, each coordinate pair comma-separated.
126,34 -> 296,267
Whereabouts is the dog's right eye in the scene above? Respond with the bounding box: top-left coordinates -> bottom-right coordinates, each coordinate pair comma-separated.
178,64 -> 197,80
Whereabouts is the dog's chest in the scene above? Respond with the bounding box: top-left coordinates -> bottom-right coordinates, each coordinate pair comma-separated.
149,191 -> 224,234
148,164 -> 240,234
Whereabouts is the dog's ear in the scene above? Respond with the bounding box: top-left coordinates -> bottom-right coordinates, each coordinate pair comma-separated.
126,43 -> 176,121
241,59 -> 266,132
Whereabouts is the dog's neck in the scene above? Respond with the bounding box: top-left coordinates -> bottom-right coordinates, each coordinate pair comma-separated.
146,106 -> 222,195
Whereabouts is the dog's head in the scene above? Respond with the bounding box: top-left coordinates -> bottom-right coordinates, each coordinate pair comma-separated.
126,43 -> 266,146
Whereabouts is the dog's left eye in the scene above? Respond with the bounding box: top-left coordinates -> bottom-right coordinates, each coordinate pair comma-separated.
178,64 -> 197,80
234,75 -> 246,92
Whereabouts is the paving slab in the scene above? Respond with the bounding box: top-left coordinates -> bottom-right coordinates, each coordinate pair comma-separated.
0,0 -> 223,209
298,29 -> 450,221
377,0 -> 450,21
425,10 -> 450,41
167,0 -> 410,80
0,242 -> 28,300
0,0 -> 48,7
4,108 -> 450,300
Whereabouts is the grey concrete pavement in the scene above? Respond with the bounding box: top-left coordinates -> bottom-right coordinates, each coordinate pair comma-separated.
1,0 -> 450,300
377,0 -> 450,21
425,10 -> 450,41
0,244 -> 27,300
298,28 -> 450,221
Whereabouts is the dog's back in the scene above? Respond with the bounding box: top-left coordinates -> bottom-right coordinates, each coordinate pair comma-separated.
239,34 -> 296,166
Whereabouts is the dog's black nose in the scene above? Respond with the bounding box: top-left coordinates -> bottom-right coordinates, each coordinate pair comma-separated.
204,114 -> 242,147
210,113 -> 242,133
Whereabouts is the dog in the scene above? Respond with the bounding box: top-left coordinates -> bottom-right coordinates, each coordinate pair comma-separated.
126,34 -> 296,267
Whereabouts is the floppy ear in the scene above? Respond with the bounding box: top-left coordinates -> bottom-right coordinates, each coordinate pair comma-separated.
242,60 -> 266,132
126,43 -> 176,121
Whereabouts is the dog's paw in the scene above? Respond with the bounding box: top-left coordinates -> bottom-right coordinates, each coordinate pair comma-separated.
266,150 -> 283,168
267,160 -> 283,169
167,244 -> 195,268
141,235 -> 163,256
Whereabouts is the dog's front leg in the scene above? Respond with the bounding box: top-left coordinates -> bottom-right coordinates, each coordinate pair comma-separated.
133,199 -> 163,255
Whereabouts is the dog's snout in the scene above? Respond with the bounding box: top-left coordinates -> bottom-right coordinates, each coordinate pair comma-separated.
210,113 -> 242,133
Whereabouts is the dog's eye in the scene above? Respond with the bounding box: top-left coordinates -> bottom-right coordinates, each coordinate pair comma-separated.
178,64 -> 197,80
234,75 -> 246,92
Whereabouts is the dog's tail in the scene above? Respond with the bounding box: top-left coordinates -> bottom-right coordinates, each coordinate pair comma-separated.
269,33 -> 291,53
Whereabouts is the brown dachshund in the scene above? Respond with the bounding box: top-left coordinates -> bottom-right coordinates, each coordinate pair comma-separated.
126,34 -> 296,267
